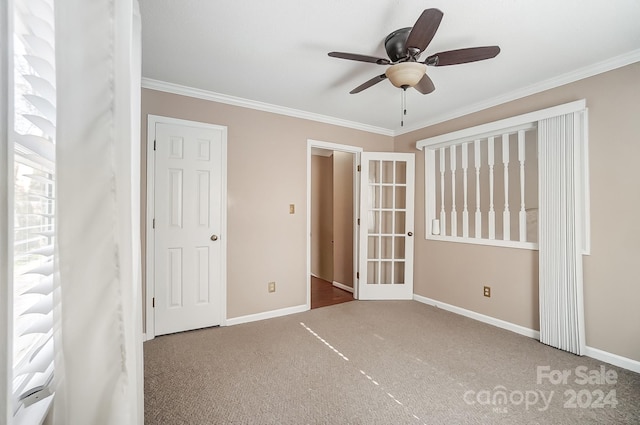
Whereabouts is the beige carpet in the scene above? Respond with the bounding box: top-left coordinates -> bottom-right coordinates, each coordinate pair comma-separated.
144,301 -> 640,424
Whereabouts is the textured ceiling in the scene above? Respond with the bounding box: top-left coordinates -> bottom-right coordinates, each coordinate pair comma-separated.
140,0 -> 640,135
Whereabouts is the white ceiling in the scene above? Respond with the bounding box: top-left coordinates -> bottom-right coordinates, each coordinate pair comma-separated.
140,0 -> 640,135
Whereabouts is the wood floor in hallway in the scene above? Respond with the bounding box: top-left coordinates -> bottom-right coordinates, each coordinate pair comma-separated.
310,276 -> 354,309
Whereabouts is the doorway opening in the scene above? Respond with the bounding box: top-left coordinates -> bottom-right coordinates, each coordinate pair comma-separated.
307,140 -> 361,309
310,276 -> 353,309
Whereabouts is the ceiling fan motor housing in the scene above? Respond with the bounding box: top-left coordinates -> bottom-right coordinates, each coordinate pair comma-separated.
384,27 -> 412,62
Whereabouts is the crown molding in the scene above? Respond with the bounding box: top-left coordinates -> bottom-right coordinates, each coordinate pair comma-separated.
141,78 -> 394,137
143,49 -> 639,138
396,49 -> 640,136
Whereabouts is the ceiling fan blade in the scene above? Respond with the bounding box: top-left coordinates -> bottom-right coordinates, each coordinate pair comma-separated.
414,74 -> 435,95
350,74 -> 388,94
426,46 -> 501,66
328,52 -> 390,65
405,8 -> 444,54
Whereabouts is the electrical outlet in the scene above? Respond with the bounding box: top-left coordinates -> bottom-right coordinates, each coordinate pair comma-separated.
289,204 -> 295,214
483,286 -> 491,297
268,281 -> 276,293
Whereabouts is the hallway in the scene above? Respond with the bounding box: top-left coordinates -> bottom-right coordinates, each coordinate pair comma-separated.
310,276 -> 354,309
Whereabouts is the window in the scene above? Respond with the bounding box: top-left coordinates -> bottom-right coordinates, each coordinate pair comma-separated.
6,0 -> 56,421
4,1 -> 142,422
426,124 -> 538,249
417,100 -> 590,253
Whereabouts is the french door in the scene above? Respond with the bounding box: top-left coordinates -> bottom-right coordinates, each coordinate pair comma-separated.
358,153 -> 415,299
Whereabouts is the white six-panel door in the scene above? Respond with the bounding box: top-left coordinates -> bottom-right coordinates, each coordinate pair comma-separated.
358,152 -> 415,300
154,121 -> 225,335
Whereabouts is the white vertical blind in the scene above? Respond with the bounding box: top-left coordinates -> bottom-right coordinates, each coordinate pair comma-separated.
52,0 -> 143,423
11,0 -> 56,417
538,112 -> 586,355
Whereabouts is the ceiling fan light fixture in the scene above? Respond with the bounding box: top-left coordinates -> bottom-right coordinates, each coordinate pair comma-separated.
385,62 -> 427,88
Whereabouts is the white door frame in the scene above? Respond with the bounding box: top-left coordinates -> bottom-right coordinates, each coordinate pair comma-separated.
306,139 -> 362,308
145,114 -> 228,340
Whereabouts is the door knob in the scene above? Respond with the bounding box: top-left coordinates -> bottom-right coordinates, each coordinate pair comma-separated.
407,232 -> 413,237
210,234 -> 219,241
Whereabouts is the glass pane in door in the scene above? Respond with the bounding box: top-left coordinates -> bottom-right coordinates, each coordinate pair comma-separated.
363,158 -> 408,285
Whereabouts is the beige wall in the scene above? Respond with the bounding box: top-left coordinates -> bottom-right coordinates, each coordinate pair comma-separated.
394,62 -> 640,362
311,154 -> 333,281
142,62 -> 639,362
332,151 -> 354,288
141,89 -> 393,320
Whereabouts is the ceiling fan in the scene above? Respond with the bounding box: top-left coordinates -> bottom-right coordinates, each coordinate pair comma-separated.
328,8 -> 500,95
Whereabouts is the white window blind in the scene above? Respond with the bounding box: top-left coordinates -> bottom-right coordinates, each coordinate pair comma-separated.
538,112 -> 587,355
11,0 -> 56,418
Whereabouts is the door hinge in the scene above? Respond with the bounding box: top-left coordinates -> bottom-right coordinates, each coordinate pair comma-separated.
153,140 -> 156,150
356,272 -> 359,280
152,297 -> 155,308
357,164 -> 361,172
152,218 -> 155,229
357,218 -> 360,225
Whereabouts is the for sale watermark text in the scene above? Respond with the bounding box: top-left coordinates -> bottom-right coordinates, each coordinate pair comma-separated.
537,365 -> 617,385
463,365 -> 619,413
537,365 -> 618,409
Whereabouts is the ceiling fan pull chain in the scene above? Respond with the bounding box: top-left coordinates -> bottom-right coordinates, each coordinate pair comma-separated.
400,87 -> 408,127
400,89 -> 404,127
403,87 -> 407,116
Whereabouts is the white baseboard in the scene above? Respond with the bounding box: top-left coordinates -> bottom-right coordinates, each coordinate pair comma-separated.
225,304 -> 309,326
413,294 -> 540,339
413,294 -> 640,373
333,281 -> 354,293
583,345 -> 640,373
